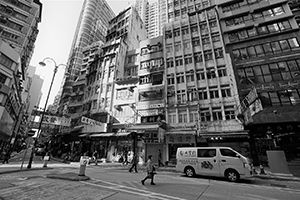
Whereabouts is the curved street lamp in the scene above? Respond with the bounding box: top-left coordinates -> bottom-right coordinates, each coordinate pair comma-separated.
27,57 -> 68,169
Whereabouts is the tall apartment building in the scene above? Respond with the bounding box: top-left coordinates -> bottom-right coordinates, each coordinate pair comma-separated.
163,0 -> 248,163
217,0 -> 300,165
135,0 -> 167,38
0,0 -> 42,152
0,0 -> 42,78
59,0 -> 115,113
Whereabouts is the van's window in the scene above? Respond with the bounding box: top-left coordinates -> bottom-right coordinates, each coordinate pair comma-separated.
220,149 -> 239,157
198,149 -> 216,157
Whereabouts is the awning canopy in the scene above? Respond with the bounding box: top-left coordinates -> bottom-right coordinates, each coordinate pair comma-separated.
200,131 -> 249,139
89,132 -> 131,138
126,124 -> 160,130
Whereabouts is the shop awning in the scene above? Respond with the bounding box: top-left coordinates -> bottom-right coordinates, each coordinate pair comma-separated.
71,125 -> 84,133
89,132 -> 131,138
126,124 -> 160,130
200,131 -> 249,139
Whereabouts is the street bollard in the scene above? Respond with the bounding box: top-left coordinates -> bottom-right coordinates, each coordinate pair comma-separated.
79,156 -> 89,176
43,154 -> 50,168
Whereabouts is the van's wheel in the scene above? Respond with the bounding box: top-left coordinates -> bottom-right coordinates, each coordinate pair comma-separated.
225,169 -> 239,182
185,167 -> 195,177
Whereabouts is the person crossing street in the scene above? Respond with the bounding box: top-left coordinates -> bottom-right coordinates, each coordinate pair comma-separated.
141,155 -> 156,185
129,153 -> 139,173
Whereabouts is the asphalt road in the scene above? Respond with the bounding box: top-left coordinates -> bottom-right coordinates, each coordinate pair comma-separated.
0,165 -> 300,200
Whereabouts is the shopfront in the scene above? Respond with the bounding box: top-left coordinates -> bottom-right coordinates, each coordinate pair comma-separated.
166,130 -> 196,165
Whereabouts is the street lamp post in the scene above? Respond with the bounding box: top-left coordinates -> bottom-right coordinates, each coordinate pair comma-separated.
27,58 -> 68,169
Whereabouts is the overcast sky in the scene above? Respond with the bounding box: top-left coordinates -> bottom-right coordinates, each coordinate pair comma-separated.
31,0 -> 135,108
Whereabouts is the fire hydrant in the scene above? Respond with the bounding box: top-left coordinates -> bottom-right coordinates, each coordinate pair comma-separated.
259,164 -> 266,175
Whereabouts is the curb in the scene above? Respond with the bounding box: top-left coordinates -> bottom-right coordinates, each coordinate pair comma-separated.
0,167 -> 54,175
254,174 -> 300,182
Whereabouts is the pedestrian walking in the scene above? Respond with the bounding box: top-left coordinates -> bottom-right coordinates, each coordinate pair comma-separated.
122,149 -> 128,166
141,155 -> 156,185
129,153 -> 139,173
92,150 -> 98,165
158,149 -> 164,167
2,150 -> 10,164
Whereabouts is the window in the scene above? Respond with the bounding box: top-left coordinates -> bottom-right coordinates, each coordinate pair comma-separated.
186,72 -> 195,82
221,86 -> 231,97
184,54 -> 193,65
0,53 -> 14,68
207,70 -> 216,79
288,38 -> 300,49
192,37 -> 200,46
200,108 -> 211,121
167,74 -> 175,85
175,57 -> 183,66
166,45 -> 173,53
182,27 -> 189,35
168,113 -> 177,124
212,108 -> 222,121
212,33 -> 220,42
202,35 -> 210,44
0,72 -> 8,84
225,106 -> 235,120
175,43 -> 182,52
189,111 -> 198,122
218,67 -> 227,77
196,70 -> 205,80
167,58 -> 174,68
209,87 -> 219,99
183,40 -> 190,50
178,111 -> 188,123
177,90 -> 186,103
176,72 -> 185,83
174,29 -> 180,37
214,48 -> 224,58
198,149 -> 216,158
220,149 -> 239,157
204,50 -> 213,61
198,88 -> 208,100
194,52 -> 203,63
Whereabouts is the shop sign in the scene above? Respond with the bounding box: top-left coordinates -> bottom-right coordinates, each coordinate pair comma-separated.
241,87 -> 258,112
136,103 -> 164,110
250,80 -> 300,92
137,109 -> 163,116
81,116 -> 102,126
42,115 -> 71,126
166,134 -> 195,144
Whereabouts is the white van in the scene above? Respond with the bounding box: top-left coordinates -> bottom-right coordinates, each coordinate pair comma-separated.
176,147 -> 253,182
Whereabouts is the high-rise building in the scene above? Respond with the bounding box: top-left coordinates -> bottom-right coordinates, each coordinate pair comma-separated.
135,0 -> 167,38
0,0 -> 42,78
217,0 -> 300,165
59,0 -> 115,112
0,0 -> 42,151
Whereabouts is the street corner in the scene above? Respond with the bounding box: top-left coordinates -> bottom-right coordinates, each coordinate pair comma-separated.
46,172 -> 90,181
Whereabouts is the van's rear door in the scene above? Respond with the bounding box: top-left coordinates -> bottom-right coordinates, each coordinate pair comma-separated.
197,148 -> 220,176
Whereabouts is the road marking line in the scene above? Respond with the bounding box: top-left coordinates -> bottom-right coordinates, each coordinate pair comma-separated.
83,178 -> 187,200
82,181 -> 186,200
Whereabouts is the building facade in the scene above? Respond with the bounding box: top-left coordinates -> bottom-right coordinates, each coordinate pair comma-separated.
59,0 -> 115,114
217,0 -> 300,165
163,0 -> 249,163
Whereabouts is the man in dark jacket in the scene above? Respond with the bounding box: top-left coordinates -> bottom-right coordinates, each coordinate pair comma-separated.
129,153 -> 139,173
